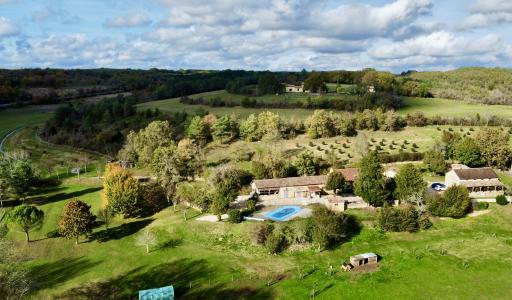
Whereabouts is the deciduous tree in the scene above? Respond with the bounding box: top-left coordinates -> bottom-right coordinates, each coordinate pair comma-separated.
58,199 -> 96,244
7,205 -> 44,243
102,163 -> 142,218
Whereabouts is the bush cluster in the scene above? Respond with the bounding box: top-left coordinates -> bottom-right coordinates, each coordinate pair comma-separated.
427,185 -> 472,218
377,205 -> 425,233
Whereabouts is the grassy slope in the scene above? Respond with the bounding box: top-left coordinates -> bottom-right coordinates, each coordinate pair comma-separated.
409,67 -> 512,103
0,105 -> 56,140
15,178 -> 512,299
138,90 -> 512,120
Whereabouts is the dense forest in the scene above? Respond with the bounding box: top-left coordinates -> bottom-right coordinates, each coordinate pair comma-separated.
41,95 -> 191,156
0,69 -> 306,105
408,67 -> 512,104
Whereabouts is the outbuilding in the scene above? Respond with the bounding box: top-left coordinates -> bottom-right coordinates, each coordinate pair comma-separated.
445,167 -> 504,194
350,253 -> 378,267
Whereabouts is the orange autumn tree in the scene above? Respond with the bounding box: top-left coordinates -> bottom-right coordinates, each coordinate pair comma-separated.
102,163 -> 142,218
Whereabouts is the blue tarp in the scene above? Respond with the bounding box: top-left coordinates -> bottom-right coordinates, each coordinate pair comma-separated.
139,285 -> 174,300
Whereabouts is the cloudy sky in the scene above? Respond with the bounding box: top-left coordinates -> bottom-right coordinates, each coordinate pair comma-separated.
0,0 -> 511,72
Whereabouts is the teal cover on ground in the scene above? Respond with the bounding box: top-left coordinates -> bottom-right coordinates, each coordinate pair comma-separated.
139,285 -> 174,300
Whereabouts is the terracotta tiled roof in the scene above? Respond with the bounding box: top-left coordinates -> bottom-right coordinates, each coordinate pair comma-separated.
335,168 -> 359,182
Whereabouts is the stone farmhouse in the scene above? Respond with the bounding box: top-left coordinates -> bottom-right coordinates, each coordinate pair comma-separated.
445,167 -> 505,195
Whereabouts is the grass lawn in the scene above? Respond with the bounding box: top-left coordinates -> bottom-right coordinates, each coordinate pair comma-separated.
400,97 -> 512,119
10,176 -> 512,299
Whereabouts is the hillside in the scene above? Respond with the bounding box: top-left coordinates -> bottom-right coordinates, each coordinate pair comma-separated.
408,67 -> 512,104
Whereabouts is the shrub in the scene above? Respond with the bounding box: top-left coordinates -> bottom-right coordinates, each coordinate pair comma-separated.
377,205 -> 419,233
496,195 -> 508,206
252,223 -> 274,245
419,215 -> 433,230
246,198 -> 257,213
265,232 -> 285,254
473,201 -> 489,210
427,185 -> 471,218
228,209 -> 242,223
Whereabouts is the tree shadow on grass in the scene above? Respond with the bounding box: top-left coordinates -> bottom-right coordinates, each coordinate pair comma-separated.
55,258 -> 273,300
30,257 -> 102,291
91,219 -> 153,243
154,238 -> 183,251
27,187 -> 103,205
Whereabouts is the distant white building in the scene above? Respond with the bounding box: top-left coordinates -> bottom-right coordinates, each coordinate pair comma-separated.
284,83 -> 305,93
367,86 -> 376,93
445,167 -> 505,195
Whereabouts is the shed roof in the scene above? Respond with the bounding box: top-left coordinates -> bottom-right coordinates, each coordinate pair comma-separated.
253,175 -> 327,190
350,252 -> 377,260
459,178 -> 503,188
452,168 -> 498,180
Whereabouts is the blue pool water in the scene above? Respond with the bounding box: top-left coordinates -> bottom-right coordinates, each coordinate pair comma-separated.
264,206 -> 302,221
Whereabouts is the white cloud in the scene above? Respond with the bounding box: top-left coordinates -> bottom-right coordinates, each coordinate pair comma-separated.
471,0 -> 512,13
104,13 -> 151,28
369,31 -> 503,62
0,17 -> 20,37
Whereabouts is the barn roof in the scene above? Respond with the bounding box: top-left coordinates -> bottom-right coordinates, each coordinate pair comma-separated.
350,252 -> 377,260
253,175 -> 327,190
452,168 -> 498,180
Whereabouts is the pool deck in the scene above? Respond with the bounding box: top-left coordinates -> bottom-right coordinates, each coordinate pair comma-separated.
254,206 -> 312,221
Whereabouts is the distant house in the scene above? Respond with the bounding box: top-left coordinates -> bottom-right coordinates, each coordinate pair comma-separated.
367,86 -> 376,93
284,83 -> 305,93
445,167 -> 505,194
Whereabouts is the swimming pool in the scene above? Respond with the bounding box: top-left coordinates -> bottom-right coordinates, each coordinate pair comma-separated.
264,206 -> 302,221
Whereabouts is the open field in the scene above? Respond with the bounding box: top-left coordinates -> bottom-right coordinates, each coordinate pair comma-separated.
138,90 -> 512,120
400,97 -> 512,119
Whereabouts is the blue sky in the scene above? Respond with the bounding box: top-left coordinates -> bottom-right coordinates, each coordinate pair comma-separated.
0,0 -> 511,72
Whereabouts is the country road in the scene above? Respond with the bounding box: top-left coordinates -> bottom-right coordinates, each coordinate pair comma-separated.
0,127 -> 23,153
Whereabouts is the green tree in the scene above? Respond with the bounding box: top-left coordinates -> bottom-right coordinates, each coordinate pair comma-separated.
251,161 -> 270,179
325,171 -> 346,194
423,150 -> 447,174
7,205 -> 44,243
186,116 -> 210,145
454,137 -> 482,167
239,114 -> 261,141
102,163 -> 142,218
311,206 -> 357,250
476,127 -> 511,168
294,151 -> 317,176
211,181 -> 238,221
304,73 -> 327,93
211,115 -> 239,143
0,152 -> 37,200
118,120 -> 174,166
305,110 -> 336,139
354,151 -> 389,206
394,164 -> 426,202
427,185 -> 471,218
58,199 -> 96,244
257,74 -> 284,95
257,111 -> 282,140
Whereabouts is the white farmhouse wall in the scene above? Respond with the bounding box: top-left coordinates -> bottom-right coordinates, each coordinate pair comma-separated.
445,170 -> 460,187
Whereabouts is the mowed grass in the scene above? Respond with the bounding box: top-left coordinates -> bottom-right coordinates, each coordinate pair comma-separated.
400,97 -> 512,119
138,90 -> 512,120
13,177 -> 512,299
